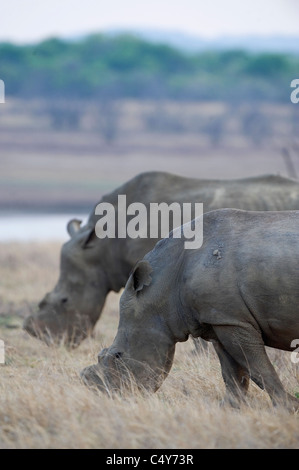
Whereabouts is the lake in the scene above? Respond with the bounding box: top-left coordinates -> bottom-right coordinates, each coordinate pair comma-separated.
0,213 -> 89,242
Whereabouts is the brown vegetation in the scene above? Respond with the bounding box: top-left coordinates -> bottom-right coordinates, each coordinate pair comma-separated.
1,99 -> 298,212
0,242 -> 299,449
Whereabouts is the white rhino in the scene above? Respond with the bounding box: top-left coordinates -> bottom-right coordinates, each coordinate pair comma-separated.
23,171 -> 299,347
81,208 -> 299,412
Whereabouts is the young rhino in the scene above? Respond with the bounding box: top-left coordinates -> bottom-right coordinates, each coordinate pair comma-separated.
81,209 -> 299,411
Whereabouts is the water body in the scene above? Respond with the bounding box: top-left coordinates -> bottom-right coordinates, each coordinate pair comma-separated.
0,213 -> 88,242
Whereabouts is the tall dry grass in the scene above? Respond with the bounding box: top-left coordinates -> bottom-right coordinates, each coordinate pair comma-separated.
0,242 -> 299,449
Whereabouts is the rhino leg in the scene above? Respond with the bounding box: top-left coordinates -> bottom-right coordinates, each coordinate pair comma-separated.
213,341 -> 249,408
213,324 -> 299,412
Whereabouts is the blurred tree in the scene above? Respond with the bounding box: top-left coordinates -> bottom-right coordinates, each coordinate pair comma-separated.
241,107 -> 273,146
203,115 -> 226,147
0,34 -> 298,103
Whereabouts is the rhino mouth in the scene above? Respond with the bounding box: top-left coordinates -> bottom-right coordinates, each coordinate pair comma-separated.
80,362 -> 141,395
23,315 -> 53,345
80,349 -> 168,395
80,364 -> 113,394
23,313 -> 92,348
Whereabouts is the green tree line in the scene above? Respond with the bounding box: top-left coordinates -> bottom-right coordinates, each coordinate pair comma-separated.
0,33 -> 298,102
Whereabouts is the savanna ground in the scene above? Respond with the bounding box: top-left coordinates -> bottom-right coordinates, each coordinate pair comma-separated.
1,99 -> 299,448
1,242 -> 299,449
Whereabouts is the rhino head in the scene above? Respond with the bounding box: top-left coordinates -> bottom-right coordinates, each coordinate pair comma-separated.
23,219 -> 116,347
80,255 -> 186,393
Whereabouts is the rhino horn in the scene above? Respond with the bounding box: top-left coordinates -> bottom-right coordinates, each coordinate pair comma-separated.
67,219 -> 82,237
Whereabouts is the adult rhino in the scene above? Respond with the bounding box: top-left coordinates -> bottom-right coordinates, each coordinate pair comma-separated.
24,171 -> 299,347
81,209 -> 299,412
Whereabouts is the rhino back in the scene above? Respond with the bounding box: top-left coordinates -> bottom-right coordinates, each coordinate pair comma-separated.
87,172 -> 299,228
80,172 -> 299,289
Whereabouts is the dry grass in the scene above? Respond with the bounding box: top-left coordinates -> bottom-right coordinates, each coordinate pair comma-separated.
0,242 -> 299,449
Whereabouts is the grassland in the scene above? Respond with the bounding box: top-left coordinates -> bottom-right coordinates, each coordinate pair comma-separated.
0,241 -> 299,449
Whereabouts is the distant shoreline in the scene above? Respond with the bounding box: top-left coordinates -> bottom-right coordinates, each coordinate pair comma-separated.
0,202 -> 93,216
0,212 -> 89,242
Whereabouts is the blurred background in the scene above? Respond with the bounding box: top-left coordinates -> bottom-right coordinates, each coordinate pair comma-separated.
0,0 -> 299,241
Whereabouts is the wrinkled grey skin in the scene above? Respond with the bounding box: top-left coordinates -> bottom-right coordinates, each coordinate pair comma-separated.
81,209 -> 299,411
24,171 -> 299,346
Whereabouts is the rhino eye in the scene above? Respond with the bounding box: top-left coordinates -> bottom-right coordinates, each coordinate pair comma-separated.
61,298 -> 68,304
115,352 -> 122,359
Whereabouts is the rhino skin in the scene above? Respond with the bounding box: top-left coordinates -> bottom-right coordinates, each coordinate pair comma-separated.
81,208 -> 299,411
23,171 -> 299,347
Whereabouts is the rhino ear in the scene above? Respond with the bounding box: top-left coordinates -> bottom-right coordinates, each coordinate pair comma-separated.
67,219 -> 82,238
130,260 -> 152,293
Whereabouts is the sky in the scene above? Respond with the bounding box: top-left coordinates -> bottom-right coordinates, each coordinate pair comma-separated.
0,0 -> 299,43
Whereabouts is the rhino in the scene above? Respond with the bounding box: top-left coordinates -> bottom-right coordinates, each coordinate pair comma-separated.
23,171 -> 299,347
81,208 -> 299,412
